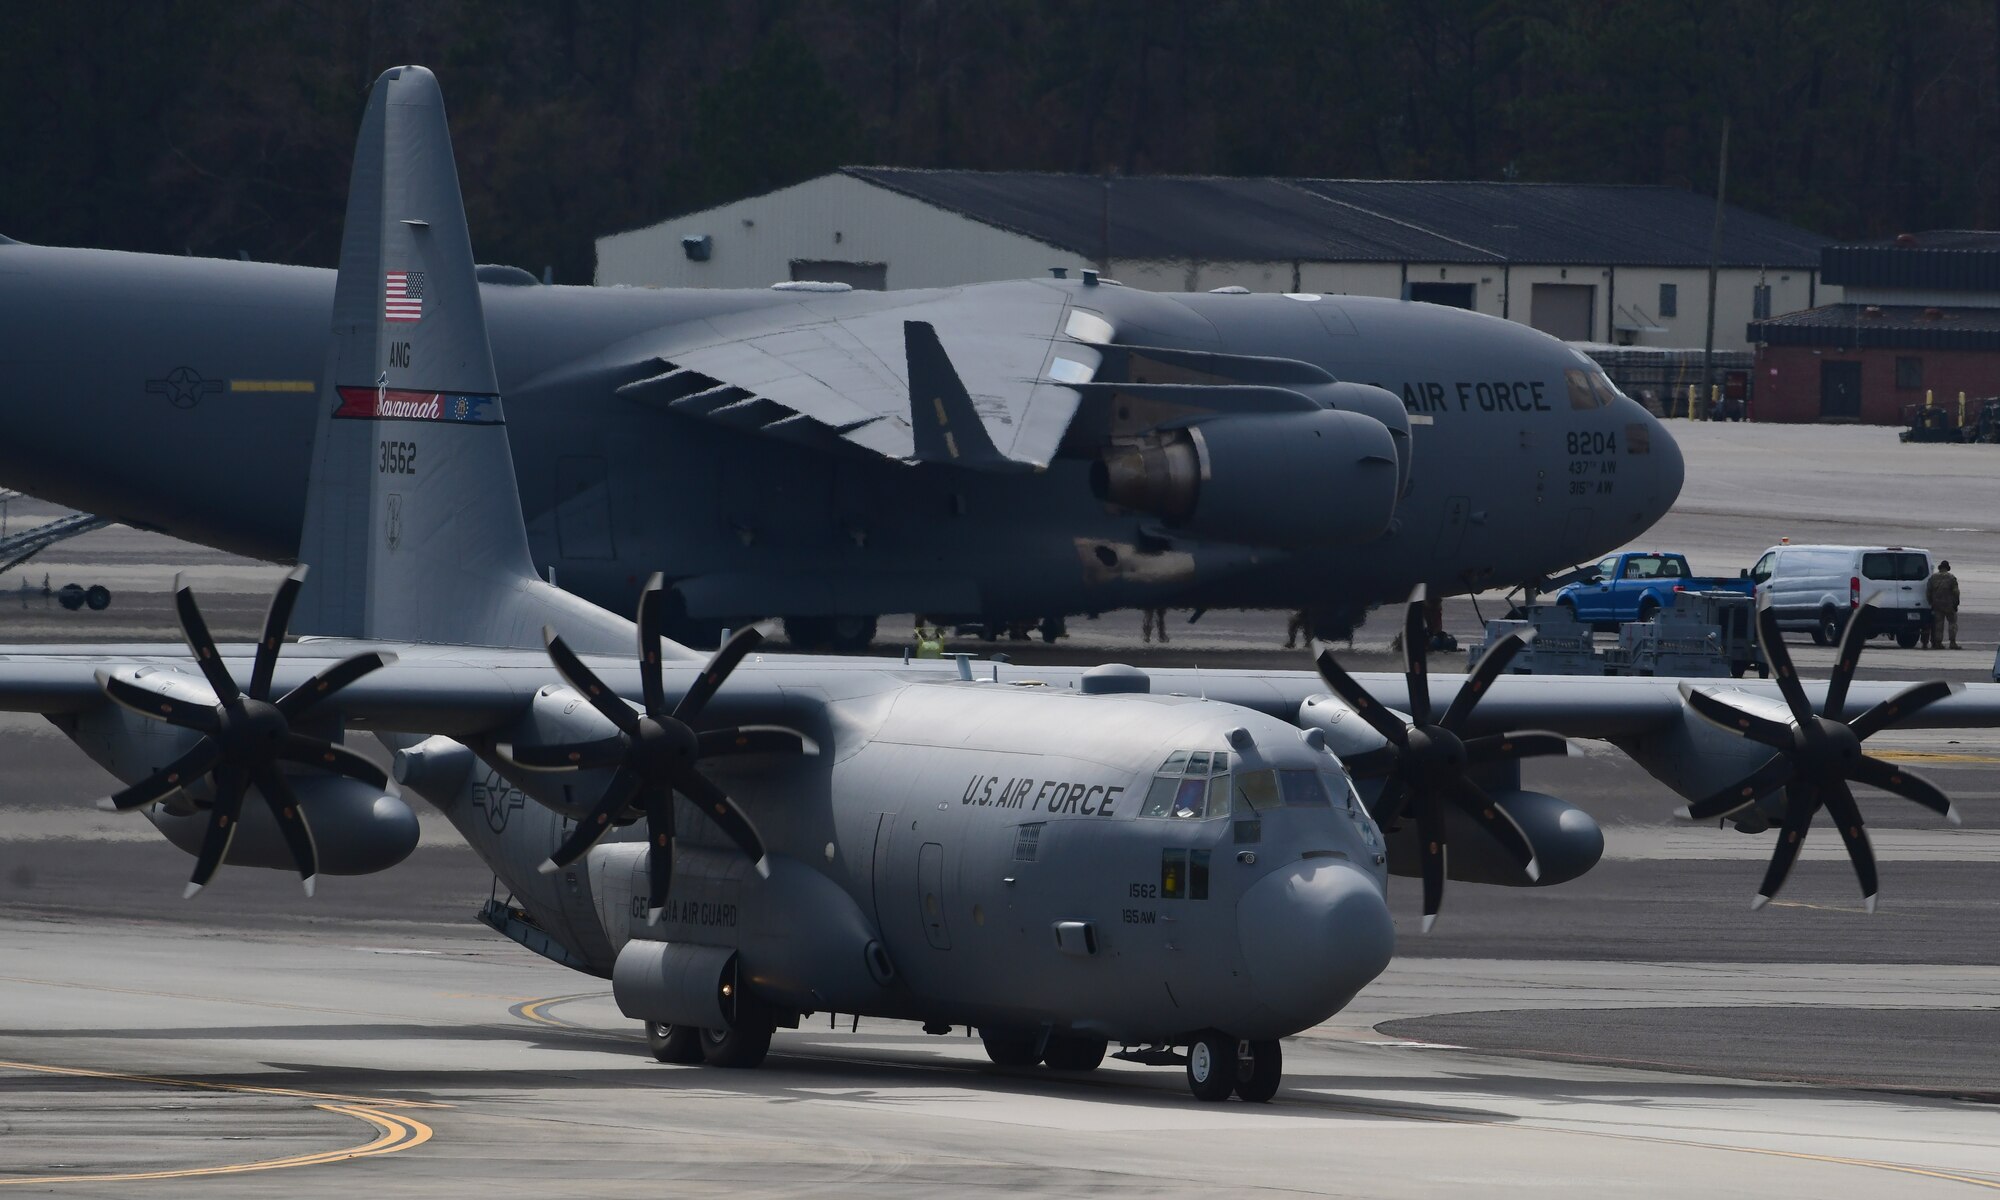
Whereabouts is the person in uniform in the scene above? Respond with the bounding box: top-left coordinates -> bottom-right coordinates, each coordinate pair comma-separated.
1142,607 -> 1170,644
1926,560 -> 1961,650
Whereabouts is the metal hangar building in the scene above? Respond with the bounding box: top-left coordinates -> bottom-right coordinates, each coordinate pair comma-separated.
597,169 -> 1833,353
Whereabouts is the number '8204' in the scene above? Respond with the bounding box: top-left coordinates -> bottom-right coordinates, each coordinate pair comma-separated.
1566,430 -> 1616,456
379,440 -> 417,474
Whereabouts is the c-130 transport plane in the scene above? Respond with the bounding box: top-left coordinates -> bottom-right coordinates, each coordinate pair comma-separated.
0,96 -> 1682,649
0,69 -> 1976,1103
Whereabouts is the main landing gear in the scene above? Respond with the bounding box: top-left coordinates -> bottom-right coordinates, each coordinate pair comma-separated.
644,1016 -> 776,1069
978,1027 -> 1109,1072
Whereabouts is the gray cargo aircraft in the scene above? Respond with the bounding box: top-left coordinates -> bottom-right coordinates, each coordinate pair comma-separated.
0,92 -> 1683,649
0,68 -> 1979,1103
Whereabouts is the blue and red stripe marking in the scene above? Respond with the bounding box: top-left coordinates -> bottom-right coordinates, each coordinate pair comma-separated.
334,387 -> 501,424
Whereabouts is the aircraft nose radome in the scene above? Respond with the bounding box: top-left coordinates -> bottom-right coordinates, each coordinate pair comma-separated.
1651,410 -> 1686,513
1237,861 -> 1395,1033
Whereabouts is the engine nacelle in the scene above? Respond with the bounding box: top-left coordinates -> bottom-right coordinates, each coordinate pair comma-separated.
1091,408 -> 1401,548
1613,687 -> 1798,827
66,668 -> 418,875
1376,788 -> 1602,887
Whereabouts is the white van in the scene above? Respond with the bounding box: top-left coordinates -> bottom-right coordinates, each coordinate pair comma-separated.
1748,544 -> 1934,646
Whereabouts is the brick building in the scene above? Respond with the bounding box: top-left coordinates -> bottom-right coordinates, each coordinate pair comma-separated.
1747,231 -> 2000,424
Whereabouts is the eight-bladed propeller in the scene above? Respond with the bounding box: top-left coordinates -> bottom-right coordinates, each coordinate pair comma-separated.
498,573 -> 816,923
95,568 -> 395,897
1678,596 -> 1961,911
1310,585 -> 1568,932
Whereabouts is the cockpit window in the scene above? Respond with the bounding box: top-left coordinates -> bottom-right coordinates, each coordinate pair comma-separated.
1589,371 -> 1623,408
1236,769 -> 1282,811
1140,748 -> 1233,819
1278,769 -> 1331,807
1565,368 -> 1596,410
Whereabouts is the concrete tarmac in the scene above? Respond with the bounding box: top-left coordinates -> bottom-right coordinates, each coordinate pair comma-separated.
3,424 -> 2000,1195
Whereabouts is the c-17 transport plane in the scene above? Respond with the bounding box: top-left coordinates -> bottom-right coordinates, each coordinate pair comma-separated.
0,89 -> 1683,648
0,68 -> 1978,1102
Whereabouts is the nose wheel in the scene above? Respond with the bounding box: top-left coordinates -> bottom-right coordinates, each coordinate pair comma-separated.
1186,1032 -> 1282,1102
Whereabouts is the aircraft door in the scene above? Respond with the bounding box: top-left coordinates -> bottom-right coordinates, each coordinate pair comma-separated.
554,455 -> 616,559
1433,495 -> 1470,559
918,841 -> 952,949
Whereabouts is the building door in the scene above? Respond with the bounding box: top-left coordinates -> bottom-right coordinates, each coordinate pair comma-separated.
1819,360 -> 1862,420
1530,284 -> 1596,341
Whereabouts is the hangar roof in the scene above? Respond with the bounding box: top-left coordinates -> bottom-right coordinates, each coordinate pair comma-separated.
1821,231 -> 2000,291
1749,303 -> 2000,351
843,168 -> 1827,269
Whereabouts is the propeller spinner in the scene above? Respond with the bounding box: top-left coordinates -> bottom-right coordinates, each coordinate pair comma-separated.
95,568 -> 395,897
1679,596 -> 1961,911
1310,585 -> 1567,931
499,574 -> 816,924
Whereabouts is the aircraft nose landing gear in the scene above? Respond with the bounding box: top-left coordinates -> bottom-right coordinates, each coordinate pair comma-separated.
1185,1032 -> 1282,1102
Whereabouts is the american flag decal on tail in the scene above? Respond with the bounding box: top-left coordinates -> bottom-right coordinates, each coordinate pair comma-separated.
384,271 -> 425,322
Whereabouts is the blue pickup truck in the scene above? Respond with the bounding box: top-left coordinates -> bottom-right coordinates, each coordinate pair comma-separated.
1553,552 -> 1755,630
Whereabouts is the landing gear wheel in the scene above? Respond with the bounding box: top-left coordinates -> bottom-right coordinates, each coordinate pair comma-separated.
980,1028 -> 1042,1067
699,1018 -> 774,1068
84,585 -> 111,611
1042,1034 -> 1106,1071
1233,1039 -> 1282,1102
1186,1032 -> 1236,1102
782,615 -> 831,652
825,615 -> 877,654
645,1020 -> 702,1064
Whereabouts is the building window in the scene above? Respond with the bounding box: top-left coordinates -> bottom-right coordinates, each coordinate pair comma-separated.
1752,284 -> 1772,320
1658,283 -> 1677,318
1896,356 -> 1924,390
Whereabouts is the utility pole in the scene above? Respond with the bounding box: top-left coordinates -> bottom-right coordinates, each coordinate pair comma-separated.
1700,115 -> 1731,418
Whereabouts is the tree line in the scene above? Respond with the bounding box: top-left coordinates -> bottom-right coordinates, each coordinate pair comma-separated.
3,0 -> 1995,283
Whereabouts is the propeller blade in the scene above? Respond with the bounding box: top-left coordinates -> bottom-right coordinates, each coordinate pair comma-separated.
696,725 -> 820,758
1822,599 -> 1877,723
1311,651 -> 1408,747
172,577 -> 241,705
1461,731 -> 1567,767
542,630 -> 640,736
1440,630 -> 1532,732
97,672 -> 220,734
279,736 -> 390,790
672,624 -> 767,724
1847,679 -> 1963,742
100,740 -> 223,812
250,565 -> 307,702
1339,745 -> 1402,780
539,765 -> 645,872
1681,684 -> 1796,750
1850,755 -> 1959,825
1818,779 -> 1878,910
1448,776 -> 1539,882
672,768 -> 768,872
1367,775 -> 1408,829
1415,796 -> 1446,933
1401,587 -> 1431,727
1679,752 -> 1795,821
496,734 -> 629,772
1752,783 -> 1820,910
1755,601 -> 1818,734
275,651 -> 397,720
637,572 -> 669,719
185,764 -> 247,898
252,763 -> 319,895
641,791 -> 675,925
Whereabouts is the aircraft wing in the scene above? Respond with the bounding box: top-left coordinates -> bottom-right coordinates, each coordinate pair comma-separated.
609,280 -> 1099,470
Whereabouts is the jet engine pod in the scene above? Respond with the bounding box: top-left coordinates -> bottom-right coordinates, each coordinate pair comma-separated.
144,774 -> 419,875
1091,409 -> 1401,548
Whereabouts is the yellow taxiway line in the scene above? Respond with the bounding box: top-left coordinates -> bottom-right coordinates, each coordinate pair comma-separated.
0,1058 -> 441,1187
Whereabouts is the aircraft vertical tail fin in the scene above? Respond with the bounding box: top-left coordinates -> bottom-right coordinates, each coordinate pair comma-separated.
295,66 -> 640,655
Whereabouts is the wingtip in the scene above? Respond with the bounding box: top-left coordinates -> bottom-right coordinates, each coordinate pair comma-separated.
1750,893 -> 1771,911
